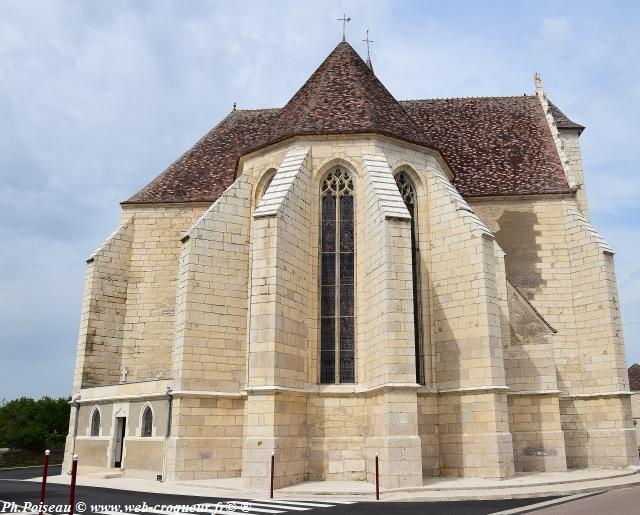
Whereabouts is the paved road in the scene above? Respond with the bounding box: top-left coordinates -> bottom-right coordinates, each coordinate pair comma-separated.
527,486 -> 640,515
0,466 -> 564,515
0,465 -> 62,480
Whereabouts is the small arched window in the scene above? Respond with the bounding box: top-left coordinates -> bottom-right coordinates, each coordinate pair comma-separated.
90,408 -> 101,437
395,172 -> 424,384
320,167 -> 355,384
141,406 -> 153,437
258,169 -> 276,200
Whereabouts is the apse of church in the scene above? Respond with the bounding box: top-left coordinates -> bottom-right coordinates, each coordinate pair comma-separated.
63,41 -> 638,487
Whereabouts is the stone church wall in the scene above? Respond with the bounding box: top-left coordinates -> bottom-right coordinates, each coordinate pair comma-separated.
165,174 -> 253,480
117,205 -> 206,383
173,176 -> 252,392
73,220 -> 133,389
426,167 -> 514,478
243,147 -> 313,488
65,133 -> 637,484
472,197 -> 637,470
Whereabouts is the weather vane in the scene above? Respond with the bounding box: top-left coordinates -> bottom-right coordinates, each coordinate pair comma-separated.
337,13 -> 351,42
363,29 -> 373,60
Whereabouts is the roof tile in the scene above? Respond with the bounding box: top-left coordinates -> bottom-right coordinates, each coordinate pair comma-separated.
125,42 -> 573,204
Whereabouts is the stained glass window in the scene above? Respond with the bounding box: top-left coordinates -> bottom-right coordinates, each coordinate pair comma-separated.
142,406 -> 153,437
90,408 -> 100,437
320,167 -> 355,383
395,172 -> 424,385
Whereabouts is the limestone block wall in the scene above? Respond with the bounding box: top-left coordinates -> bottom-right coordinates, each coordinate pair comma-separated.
507,395 -> 566,472
73,219 -> 134,390
437,391 -> 512,477
118,205 -> 206,383
173,176 -> 252,392
428,169 -> 507,390
558,131 -> 589,217
504,282 -> 557,391
631,393 -> 640,449
561,208 -> 637,468
503,283 -> 566,471
471,199 -> 579,393
165,395 -> 244,481
243,147 -> 313,489
167,175 -> 252,480
358,153 -> 422,488
247,147 -> 312,388
416,394 -> 439,476
306,394 -> 368,481
365,389 -> 423,488
426,167 -> 514,478
565,208 -> 627,393
360,153 -> 414,386
472,196 -> 637,469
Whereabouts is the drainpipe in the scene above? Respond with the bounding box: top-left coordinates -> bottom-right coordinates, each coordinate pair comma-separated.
161,387 -> 173,482
165,387 -> 173,437
69,396 -> 81,469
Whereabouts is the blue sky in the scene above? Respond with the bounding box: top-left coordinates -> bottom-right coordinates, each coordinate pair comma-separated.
1,0 -> 639,400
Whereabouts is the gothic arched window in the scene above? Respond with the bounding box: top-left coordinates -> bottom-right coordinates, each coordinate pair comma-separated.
90,408 -> 101,437
320,167 -> 355,384
141,406 -> 153,437
260,169 -> 276,198
395,172 -> 424,384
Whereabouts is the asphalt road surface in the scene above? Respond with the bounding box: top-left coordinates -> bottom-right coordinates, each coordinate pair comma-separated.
0,465 -> 584,515
527,486 -> 640,515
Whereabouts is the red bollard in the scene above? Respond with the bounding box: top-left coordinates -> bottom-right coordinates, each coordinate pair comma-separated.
375,454 -> 380,500
270,453 -> 275,499
68,455 -> 78,515
39,450 -> 50,514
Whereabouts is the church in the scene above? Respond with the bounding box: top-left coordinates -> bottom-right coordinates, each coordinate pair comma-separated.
63,39 -> 639,489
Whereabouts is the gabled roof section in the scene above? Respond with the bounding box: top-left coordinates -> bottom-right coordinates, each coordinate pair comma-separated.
267,42 -> 426,147
548,101 -> 585,134
125,42 -> 574,204
401,96 -> 571,197
126,108 -> 278,204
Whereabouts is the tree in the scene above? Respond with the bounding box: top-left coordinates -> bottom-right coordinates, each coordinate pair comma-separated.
0,396 -> 70,450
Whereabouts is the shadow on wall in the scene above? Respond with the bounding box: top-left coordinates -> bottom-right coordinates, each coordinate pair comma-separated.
494,210 -> 546,299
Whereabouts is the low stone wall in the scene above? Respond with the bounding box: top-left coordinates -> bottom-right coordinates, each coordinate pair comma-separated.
0,448 -> 64,468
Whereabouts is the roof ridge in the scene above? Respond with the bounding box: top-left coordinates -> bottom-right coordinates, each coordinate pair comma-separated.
401,95 -> 535,102
234,107 -> 282,112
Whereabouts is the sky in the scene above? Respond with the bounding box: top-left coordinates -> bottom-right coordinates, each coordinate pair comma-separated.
1,0 -> 639,401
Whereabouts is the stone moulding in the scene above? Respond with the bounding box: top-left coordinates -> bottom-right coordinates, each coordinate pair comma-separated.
560,391 -> 633,399
243,382 -> 422,397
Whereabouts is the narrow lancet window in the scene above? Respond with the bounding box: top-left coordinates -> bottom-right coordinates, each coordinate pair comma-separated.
320,167 -> 355,383
395,172 -> 424,384
90,408 -> 100,437
141,406 -> 153,437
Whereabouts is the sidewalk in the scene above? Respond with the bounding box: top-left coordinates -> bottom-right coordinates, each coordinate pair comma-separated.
32,466 -> 640,502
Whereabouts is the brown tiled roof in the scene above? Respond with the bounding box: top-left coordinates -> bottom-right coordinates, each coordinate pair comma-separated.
629,363 -> 640,391
126,108 -> 279,204
401,97 -> 571,197
548,101 -> 585,134
125,42 -> 573,204
268,42 -> 428,148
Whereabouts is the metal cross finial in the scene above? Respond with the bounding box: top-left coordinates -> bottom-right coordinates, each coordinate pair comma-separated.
363,29 -> 373,59
337,14 -> 351,42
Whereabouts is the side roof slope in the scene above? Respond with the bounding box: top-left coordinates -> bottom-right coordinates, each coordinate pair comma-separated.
125,42 -> 576,204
